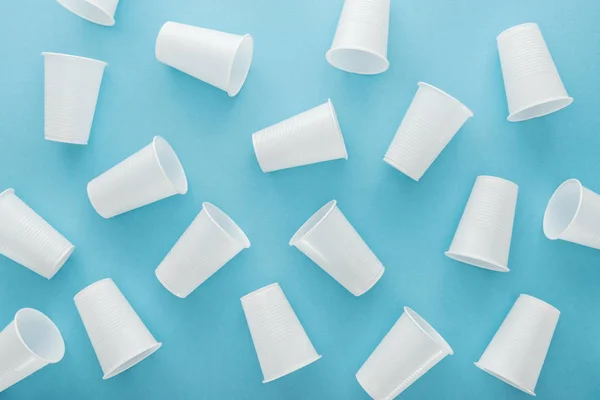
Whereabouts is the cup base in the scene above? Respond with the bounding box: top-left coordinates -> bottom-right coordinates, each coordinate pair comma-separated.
474,362 -> 536,396
508,96 -> 573,122
445,251 -> 509,272
46,244 -> 76,279
354,267 -> 385,296
57,0 -> 116,26
155,269 -> 188,299
262,354 -> 322,383
326,47 -> 389,75
45,135 -> 89,145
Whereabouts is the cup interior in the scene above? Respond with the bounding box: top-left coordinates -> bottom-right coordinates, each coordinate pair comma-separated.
543,179 -> 582,240
326,47 -> 389,75
203,202 -> 251,248
15,308 -> 65,364
153,136 -> 188,195
289,200 -> 337,246
57,0 -> 115,26
228,35 -> 254,97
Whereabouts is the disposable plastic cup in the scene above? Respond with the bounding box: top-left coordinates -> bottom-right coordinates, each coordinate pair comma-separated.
43,52 -> 107,145
384,82 -> 473,181
252,100 -> 348,173
241,283 -> 321,383
543,179 -> 600,249
326,0 -> 391,74
356,307 -> 453,399
475,294 -> 560,396
446,176 -> 518,272
156,202 -> 251,298
87,136 -> 188,218
56,0 -> 119,26
497,23 -> 573,122
74,279 -> 162,379
0,189 -> 74,279
156,22 -> 253,97
290,200 -> 384,296
0,309 -> 65,393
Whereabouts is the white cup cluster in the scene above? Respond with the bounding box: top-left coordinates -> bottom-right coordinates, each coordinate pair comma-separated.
0,0 -> 584,397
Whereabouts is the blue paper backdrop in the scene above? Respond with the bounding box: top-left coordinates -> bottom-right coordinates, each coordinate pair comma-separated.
1,0 -> 599,398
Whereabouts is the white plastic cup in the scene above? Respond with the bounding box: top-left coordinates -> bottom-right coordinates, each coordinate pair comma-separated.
445,176 -> 519,272
74,279 -> 162,379
156,22 -> 253,97
290,200 -> 384,296
87,136 -> 188,218
56,0 -> 119,26
43,52 -> 107,145
0,309 -> 65,393
384,82 -> 473,181
543,179 -> 600,249
497,23 -> 573,122
156,202 -> 251,298
241,283 -> 321,383
475,294 -> 560,396
0,189 -> 74,279
356,307 -> 453,399
326,0 -> 391,74
252,100 -> 348,173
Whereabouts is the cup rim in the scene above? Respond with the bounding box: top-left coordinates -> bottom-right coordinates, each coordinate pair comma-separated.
543,179 -> 583,240
326,46 -> 390,75
102,342 -> 163,379
42,52 -> 108,67
14,308 -> 66,364
417,82 -> 474,118
289,200 -> 337,246
56,0 -> 116,26
202,202 -> 251,248
226,34 -> 254,97
404,307 -> 454,355
327,99 -> 349,160
152,136 -> 189,195
474,362 -> 536,396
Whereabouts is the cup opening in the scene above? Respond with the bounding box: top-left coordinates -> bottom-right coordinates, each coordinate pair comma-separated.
15,308 -> 65,364
444,251 -> 510,273
152,136 -> 188,195
203,202 -> 251,248
227,35 -> 254,97
543,179 -> 582,240
57,0 -> 115,26
508,97 -> 574,122
474,362 -> 536,396
262,354 -> 322,383
327,100 -> 349,160
404,307 -> 453,355
102,342 -> 162,379
289,200 -> 337,246
417,82 -> 474,118
326,47 -> 389,75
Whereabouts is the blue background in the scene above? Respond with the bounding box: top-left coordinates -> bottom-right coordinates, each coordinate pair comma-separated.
0,0 -> 599,398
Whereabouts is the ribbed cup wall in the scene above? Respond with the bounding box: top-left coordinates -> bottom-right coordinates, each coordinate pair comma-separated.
156,207 -> 247,298
332,0 -> 390,56
476,295 -> 560,394
252,100 -> 347,172
0,189 -> 74,279
292,202 -> 384,296
241,283 -> 320,382
385,83 -> 472,181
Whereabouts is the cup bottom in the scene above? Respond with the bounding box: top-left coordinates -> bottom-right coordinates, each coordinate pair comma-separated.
508,96 -> 573,122
102,342 -> 163,380
326,46 -> 389,75
262,354 -> 322,383
46,244 -> 76,279
45,135 -> 89,145
155,269 -> 188,299
445,251 -> 509,272
474,362 -> 536,396
354,267 -> 385,296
